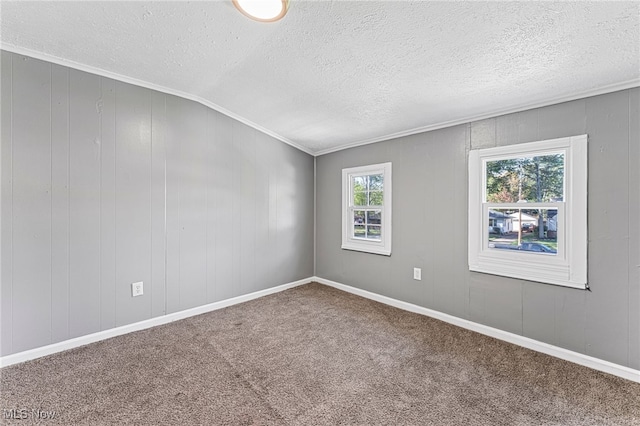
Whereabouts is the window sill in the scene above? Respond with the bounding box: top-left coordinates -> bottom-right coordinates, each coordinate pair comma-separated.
341,243 -> 391,256
469,255 -> 586,289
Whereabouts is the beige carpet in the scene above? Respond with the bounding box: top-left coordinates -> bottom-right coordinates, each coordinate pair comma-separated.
1,283 -> 639,425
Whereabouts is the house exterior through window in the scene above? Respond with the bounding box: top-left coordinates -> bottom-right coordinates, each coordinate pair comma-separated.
468,135 -> 588,289
342,162 -> 392,256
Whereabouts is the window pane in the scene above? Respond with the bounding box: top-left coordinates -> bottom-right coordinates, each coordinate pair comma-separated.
488,208 -> 558,255
368,174 -> 383,190
353,176 -> 366,191
366,225 -> 381,240
353,191 -> 367,206
354,224 -> 366,238
486,154 -> 564,203
369,191 -> 383,206
353,210 -> 365,225
367,210 -> 381,224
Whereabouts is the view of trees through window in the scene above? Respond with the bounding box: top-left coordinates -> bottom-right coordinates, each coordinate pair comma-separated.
485,153 -> 564,254
486,153 -> 564,203
352,174 -> 383,240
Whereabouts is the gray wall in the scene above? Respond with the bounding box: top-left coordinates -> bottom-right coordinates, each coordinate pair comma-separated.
0,51 -> 314,357
2,49 -> 638,371
316,88 -> 639,369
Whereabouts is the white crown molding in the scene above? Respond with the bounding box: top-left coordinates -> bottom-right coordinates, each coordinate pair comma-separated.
0,277 -> 313,368
3,44 -> 638,158
0,44 -> 315,156
313,276 -> 640,384
313,78 -> 640,156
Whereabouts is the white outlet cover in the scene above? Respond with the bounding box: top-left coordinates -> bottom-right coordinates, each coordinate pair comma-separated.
132,281 -> 144,297
413,268 -> 422,281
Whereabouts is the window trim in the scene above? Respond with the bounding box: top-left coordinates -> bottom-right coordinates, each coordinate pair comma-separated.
468,135 -> 588,289
342,162 -> 392,256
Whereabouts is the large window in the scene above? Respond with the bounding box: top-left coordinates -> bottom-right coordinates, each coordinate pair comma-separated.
468,135 -> 587,288
342,162 -> 392,256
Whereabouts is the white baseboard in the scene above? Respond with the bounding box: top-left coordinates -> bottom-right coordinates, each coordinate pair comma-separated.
0,277 -> 313,368
313,276 -> 640,384
4,276 -> 639,384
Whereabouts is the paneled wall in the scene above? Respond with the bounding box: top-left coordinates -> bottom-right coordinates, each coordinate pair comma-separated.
2,49 -> 637,370
316,88 -> 640,369
0,51 -> 314,357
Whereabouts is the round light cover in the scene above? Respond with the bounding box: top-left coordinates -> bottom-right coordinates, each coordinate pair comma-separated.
233,0 -> 289,22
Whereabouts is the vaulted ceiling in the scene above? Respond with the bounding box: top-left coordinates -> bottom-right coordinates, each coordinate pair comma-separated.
2,1 -> 639,155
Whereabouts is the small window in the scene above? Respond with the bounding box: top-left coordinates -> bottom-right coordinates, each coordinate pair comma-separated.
468,135 -> 587,288
342,163 -> 392,256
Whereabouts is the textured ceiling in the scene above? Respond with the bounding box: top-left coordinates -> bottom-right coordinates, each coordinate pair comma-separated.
2,1 -> 639,155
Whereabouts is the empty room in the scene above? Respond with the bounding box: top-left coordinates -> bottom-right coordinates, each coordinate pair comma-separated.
1,1 -> 639,424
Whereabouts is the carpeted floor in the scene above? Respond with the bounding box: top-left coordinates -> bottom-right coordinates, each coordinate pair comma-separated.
1,282 -> 639,425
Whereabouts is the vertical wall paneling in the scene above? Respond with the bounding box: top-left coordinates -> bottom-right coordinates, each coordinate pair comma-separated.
164,95 -> 181,314
313,156 -> 317,278
205,109 -> 216,303
68,69 -> 102,338
585,91 -> 630,366
468,286 -> 486,325
11,56 -> 52,352
275,141 -> 294,288
627,88 -> 639,370
213,112 -> 234,302
1,51 -> 13,355
522,284 -> 557,345
315,88 -> 638,368
50,64 -> 70,343
314,151 -> 342,285
525,99 -> 587,352
496,109 -> 539,147
388,134 -> 429,305
553,287 -> 587,354
99,77 -> 117,330
150,92 -> 167,317
431,129 -> 460,315
3,49 -> 636,371
267,137 -> 280,288
293,147 -> 315,283
254,132 -> 272,291
0,51 -> 314,357
115,82 -> 153,326
354,143 -> 393,297
469,118 -> 496,150
237,123 -> 257,294
231,121 -> 243,297
537,99 -> 586,141
178,100 -> 208,310
164,96 -> 209,312
421,135 -> 436,306
467,117 -> 525,331
470,274 -> 523,336
451,124 -> 470,319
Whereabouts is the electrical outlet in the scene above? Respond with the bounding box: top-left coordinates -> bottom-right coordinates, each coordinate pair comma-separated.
413,268 -> 422,281
131,281 -> 144,297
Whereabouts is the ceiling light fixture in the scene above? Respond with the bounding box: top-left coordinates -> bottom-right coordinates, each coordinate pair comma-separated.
232,0 -> 289,22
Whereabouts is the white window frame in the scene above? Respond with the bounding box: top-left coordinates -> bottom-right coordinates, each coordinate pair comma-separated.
468,135 -> 588,289
342,162 -> 392,256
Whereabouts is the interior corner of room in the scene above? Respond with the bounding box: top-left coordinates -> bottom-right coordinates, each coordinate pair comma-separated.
0,2 -> 639,419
